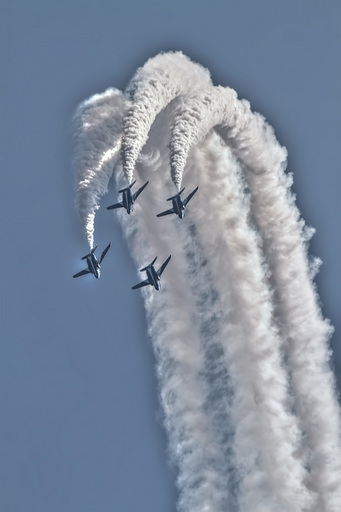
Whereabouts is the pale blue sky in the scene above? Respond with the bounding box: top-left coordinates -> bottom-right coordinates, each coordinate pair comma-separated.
1,1 -> 340,510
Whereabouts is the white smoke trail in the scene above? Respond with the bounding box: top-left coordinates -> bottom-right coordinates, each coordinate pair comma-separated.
73,88 -> 129,248
177,134 -> 313,512
74,96 -> 238,510
73,52 -> 341,512
170,86 -> 238,190
115,152 -> 233,511
168,83 -> 341,510
131,106 -> 241,509
227,109 -> 341,511
121,51 -> 211,186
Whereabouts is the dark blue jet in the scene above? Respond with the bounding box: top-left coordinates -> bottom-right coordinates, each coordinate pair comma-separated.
132,255 -> 171,291
107,180 -> 149,214
156,186 -> 198,219
73,243 -> 111,279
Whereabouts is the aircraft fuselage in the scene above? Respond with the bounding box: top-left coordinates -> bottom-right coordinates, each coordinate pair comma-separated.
172,196 -> 186,218
87,254 -> 100,279
107,180 -> 148,215
146,266 -> 161,290
122,189 -> 134,214
156,186 -> 198,219
74,243 -> 111,280
131,255 -> 171,291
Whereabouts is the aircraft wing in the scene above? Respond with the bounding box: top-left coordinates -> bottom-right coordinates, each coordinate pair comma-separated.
183,186 -> 199,206
157,255 -> 171,277
107,202 -> 123,210
73,269 -> 91,278
156,208 -> 175,217
132,279 -> 150,290
133,180 -> 149,201
99,243 -> 111,263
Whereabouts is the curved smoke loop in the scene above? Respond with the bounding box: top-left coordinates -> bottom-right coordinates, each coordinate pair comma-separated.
73,52 -> 341,512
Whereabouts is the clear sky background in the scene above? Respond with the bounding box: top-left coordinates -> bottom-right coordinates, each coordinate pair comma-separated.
1,1 -> 340,511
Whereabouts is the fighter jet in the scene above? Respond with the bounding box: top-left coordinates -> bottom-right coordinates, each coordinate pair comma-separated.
132,255 -> 171,291
73,243 -> 111,279
156,186 -> 198,219
107,180 -> 149,214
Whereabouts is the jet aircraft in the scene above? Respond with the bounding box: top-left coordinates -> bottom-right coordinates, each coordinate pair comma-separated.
156,186 -> 199,219
107,180 -> 149,214
132,255 -> 171,291
73,243 -> 111,279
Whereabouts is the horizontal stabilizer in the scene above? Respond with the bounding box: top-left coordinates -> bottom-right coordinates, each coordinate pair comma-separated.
167,187 -> 185,201
140,256 -> 157,272
119,180 -> 136,193
81,245 -> 97,260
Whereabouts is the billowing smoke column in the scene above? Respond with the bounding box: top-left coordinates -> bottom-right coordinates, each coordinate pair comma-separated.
121,52 -> 212,186
73,52 -> 341,512
73,88 -> 129,248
